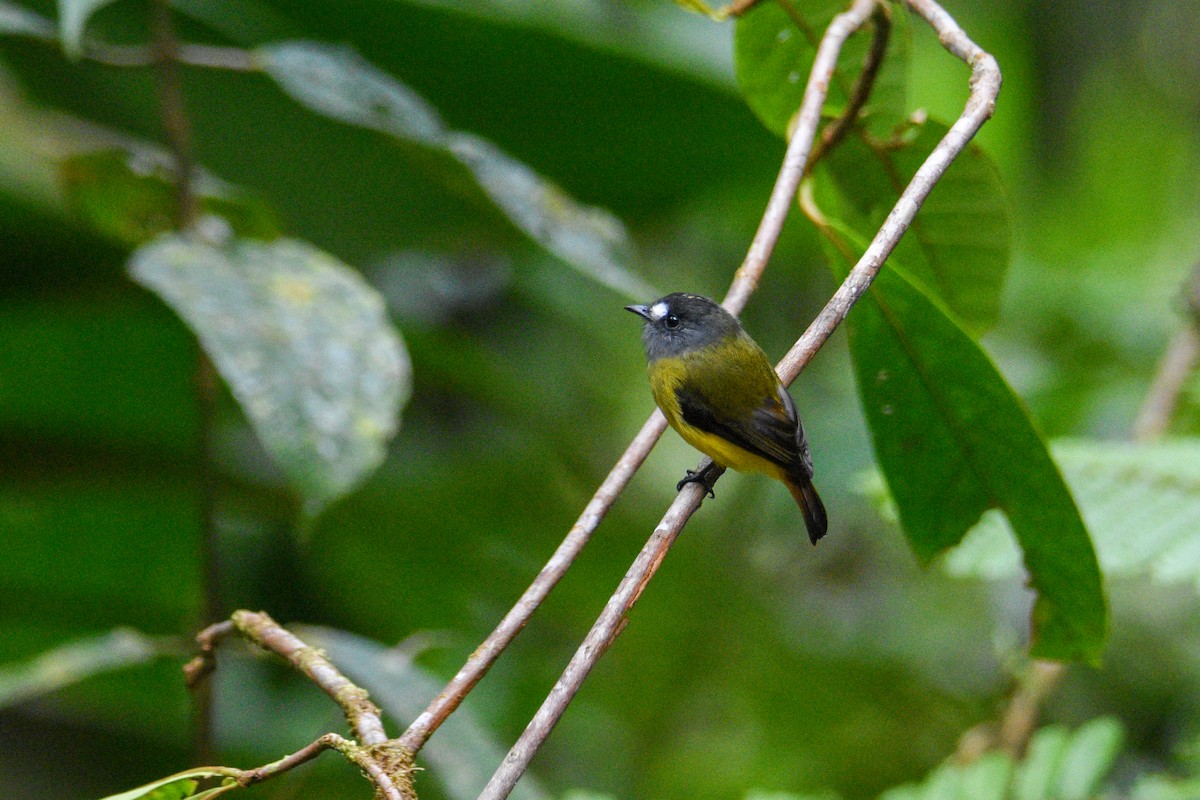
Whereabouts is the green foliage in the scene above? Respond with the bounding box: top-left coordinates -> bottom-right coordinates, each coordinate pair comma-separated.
96,770 -> 240,800
0,1 -> 1197,799
60,149 -> 280,246
944,440 -> 1200,588
825,229 -> 1105,662
822,122 -> 1011,333
129,234 -> 411,513
880,719 -> 1122,800
734,0 -> 909,139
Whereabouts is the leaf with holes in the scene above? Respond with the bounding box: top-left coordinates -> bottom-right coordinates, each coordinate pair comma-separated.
129,235 -> 410,514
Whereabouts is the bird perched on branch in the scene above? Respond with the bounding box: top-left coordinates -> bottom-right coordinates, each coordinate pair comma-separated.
626,293 -> 827,544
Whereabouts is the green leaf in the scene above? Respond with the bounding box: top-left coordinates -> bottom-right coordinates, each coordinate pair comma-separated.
1055,717 -> 1124,800
128,235 -> 411,514
256,41 -> 447,145
96,769 -> 241,800
734,0 -> 909,139
878,752 -> 1011,800
0,1 -> 56,39
60,149 -> 281,247
1011,725 -> 1069,800
821,121 -> 1011,332
56,0 -> 117,60
257,40 -> 653,300
823,222 -> 1106,662
302,627 -> 550,800
0,628 -> 163,708
944,440 -> 1200,590
1130,775 -> 1200,800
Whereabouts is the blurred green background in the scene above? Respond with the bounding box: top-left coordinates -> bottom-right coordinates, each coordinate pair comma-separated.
1,1 -> 1199,799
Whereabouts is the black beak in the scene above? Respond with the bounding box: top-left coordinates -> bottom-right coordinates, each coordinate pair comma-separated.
625,304 -> 651,320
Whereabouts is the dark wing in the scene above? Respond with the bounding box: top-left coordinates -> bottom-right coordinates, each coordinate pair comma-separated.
676,381 -> 810,476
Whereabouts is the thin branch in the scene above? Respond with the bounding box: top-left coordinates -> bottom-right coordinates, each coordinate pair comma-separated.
396,410 -> 669,751
1134,263 -> 1200,442
148,0 -> 220,766
234,733 -> 411,800
183,615 -> 413,799
1133,326 -> 1200,442
227,610 -> 391,746
149,0 -> 199,229
86,41 -> 258,71
237,733 -> 347,786
775,0 -> 1000,385
722,0 -> 885,312
805,2 -> 892,172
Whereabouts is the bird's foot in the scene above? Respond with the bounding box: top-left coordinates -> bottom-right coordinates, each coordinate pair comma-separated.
676,463 -> 719,498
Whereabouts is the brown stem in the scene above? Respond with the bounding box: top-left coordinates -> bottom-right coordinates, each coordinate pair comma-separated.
228,610 -> 390,746
87,41 -> 257,71
1133,320 -> 1200,442
148,0 -> 218,766
805,2 -> 892,172
149,0 -> 198,229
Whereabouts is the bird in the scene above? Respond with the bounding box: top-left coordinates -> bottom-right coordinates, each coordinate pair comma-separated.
626,292 -> 827,544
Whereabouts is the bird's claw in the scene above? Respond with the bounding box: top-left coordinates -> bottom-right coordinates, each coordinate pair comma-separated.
676,468 -> 716,499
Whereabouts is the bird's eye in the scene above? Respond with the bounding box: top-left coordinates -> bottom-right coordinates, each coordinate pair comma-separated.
664,314 -> 680,330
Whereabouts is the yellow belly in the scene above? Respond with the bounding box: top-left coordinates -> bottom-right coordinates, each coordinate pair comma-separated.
673,421 -> 789,482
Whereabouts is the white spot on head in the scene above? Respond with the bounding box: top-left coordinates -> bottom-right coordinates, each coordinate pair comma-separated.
649,301 -> 668,321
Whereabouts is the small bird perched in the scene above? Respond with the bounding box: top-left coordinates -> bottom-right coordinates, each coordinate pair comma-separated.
626,293 -> 828,544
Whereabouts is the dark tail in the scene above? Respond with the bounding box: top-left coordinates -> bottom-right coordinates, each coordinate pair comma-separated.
786,474 -> 828,545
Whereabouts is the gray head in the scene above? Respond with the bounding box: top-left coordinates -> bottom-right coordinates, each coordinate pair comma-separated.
625,292 -> 744,361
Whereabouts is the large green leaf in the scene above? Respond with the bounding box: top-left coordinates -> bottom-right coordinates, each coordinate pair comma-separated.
825,223 -> 1106,662
944,440 -> 1200,589
734,0 -> 908,139
256,40 -> 654,300
822,121 -> 1011,332
129,235 -> 410,514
